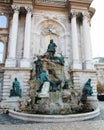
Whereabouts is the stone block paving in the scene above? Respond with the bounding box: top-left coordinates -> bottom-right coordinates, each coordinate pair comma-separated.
0,121 -> 104,130
0,101 -> 104,130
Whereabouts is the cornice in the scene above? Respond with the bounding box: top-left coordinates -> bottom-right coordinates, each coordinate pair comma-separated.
13,0 -> 32,4
89,7 -> 95,18
69,0 -> 93,4
34,0 -> 66,11
0,0 -> 94,15
12,0 -> 33,11
11,0 -> 94,12
68,0 -> 94,10
0,0 -> 11,3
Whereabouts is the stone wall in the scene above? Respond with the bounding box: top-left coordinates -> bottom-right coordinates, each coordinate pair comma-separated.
94,63 -> 104,83
2,68 -> 31,99
0,69 -> 4,100
70,70 -> 97,96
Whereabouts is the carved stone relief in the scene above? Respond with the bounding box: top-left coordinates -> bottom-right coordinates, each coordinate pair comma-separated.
32,19 -> 67,56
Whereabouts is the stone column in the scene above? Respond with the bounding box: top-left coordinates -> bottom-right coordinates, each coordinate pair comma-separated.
71,12 -> 82,69
20,7 -> 32,68
5,5 -> 20,67
82,12 -> 93,70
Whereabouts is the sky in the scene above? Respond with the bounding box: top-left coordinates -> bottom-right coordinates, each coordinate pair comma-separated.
91,0 -> 104,58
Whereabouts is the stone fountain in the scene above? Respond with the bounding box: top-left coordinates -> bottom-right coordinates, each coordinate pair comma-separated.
8,39 -> 100,122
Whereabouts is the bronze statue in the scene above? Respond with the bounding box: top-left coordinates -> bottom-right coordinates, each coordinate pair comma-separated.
50,80 -> 62,92
10,78 -> 21,97
63,80 -> 70,89
34,57 -> 43,79
82,78 -> 93,96
47,39 -> 57,59
37,70 -> 49,92
56,53 -> 65,65
81,78 -> 93,104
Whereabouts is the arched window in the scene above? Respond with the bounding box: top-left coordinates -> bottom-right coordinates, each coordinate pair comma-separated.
0,15 -> 7,28
0,42 -> 4,63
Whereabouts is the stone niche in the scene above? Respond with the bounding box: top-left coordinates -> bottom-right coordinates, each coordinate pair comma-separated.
31,10 -> 71,61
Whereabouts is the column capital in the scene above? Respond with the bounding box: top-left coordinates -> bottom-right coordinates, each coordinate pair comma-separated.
25,6 -> 33,13
82,12 -> 90,19
69,11 -> 78,21
12,5 -> 20,13
71,11 -> 78,18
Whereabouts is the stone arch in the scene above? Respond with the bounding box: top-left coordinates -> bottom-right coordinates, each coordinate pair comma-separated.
34,19 -> 66,56
36,19 -> 66,34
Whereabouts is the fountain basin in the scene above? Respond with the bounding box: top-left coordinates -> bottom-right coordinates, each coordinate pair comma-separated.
8,107 -> 100,122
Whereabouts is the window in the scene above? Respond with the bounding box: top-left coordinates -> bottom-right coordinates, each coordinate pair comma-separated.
0,15 -> 7,28
0,42 -> 4,63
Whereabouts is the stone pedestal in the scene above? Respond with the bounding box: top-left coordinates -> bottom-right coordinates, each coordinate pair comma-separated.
0,97 -> 20,110
87,96 -> 99,109
20,59 -> 31,68
5,59 -> 16,67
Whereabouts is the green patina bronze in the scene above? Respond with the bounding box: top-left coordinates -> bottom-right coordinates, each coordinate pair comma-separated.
47,39 -> 57,59
34,57 -> 43,79
37,70 -> 49,92
83,78 -> 93,96
81,78 -> 93,104
56,53 -> 65,65
10,78 -> 21,97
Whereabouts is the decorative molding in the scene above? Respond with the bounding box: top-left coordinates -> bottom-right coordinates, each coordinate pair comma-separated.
67,0 -> 93,11
0,0 -> 11,3
34,0 -> 66,11
82,11 -> 89,18
25,6 -> 33,13
41,24 -> 59,36
69,0 -> 93,4
13,0 -> 32,4
12,5 -> 20,12
71,11 -> 78,17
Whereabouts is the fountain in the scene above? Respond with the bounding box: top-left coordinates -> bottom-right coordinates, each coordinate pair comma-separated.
8,39 -> 100,122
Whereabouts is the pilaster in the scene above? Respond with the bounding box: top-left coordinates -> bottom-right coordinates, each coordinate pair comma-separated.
82,12 -> 93,70
5,5 -> 20,67
71,11 -> 82,69
20,7 -> 32,68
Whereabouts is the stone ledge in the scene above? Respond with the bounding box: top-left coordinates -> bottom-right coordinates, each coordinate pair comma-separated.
2,67 -> 32,71
8,107 -> 100,122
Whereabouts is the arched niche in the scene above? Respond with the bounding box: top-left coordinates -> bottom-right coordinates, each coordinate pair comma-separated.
33,19 -> 66,56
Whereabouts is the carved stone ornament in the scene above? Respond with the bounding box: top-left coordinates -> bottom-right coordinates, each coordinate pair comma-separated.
71,11 -> 78,18
82,12 -> 90,19
12,5 -> 20,12
25,6 -> 32,13
41,24 -> 59,36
